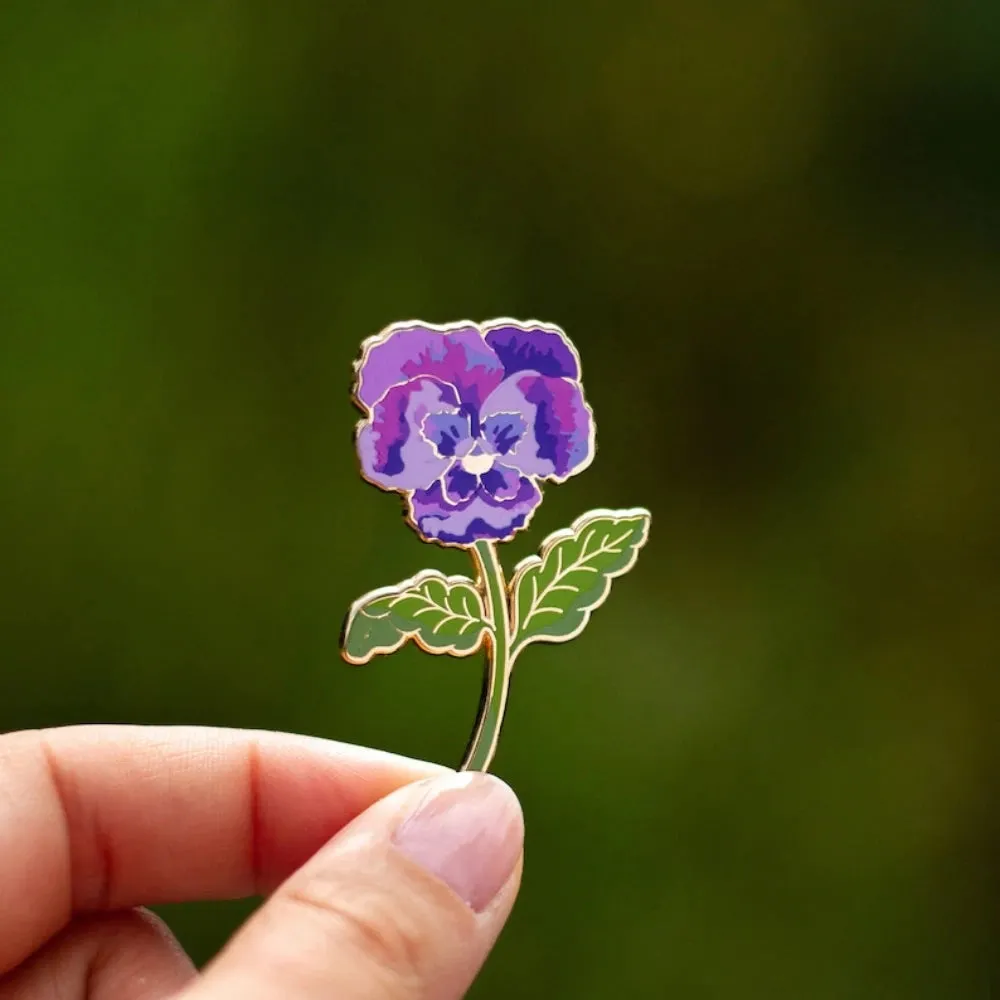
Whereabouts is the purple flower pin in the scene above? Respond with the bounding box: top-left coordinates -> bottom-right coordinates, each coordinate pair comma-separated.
342,319 -> 650,772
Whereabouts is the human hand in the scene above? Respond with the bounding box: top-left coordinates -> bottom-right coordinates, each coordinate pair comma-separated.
0,726 -> 523,998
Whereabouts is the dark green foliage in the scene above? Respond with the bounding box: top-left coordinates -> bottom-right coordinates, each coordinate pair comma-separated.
0,1 -> 996,995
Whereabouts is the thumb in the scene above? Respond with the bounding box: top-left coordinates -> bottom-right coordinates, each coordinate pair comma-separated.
180,772 -> 524,1000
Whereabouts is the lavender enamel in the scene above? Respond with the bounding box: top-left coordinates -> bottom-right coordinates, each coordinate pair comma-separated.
482,412 -> 527,456
357,378 -> 459,490
353,320 -> 593,546
480,462 -> 522,500
357,325 -> 504,412
443,463 -> 480,503
422,411 -> 473,458
479,373 -> 593,480
483,324 -> 580,379
409,476 -> 542,545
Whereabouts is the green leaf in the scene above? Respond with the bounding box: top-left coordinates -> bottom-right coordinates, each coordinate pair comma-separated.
342,570 -> 491,664
510,507 -> 651,650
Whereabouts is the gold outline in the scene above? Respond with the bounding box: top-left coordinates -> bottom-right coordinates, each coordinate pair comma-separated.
508,507 -> 652,655
340,568 -> 492,665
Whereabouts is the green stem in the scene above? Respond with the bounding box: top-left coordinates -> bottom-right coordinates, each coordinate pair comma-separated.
460,540 -> 513,772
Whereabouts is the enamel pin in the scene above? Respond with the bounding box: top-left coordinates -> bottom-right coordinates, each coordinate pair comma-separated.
341,319 -> 651,772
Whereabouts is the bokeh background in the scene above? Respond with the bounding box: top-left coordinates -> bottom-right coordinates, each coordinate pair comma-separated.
2,2 -> 997,996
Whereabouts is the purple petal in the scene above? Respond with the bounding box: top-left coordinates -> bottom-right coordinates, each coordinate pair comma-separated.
480,373 -> 594,480
356,377 -> 458,491
442,462 -> 479,503
409,476 -> 542,545
422,411 -> 472,458
482,412 -> 527,456
483,321 -> 580,380
480,462 -> 522,501
356,323 -> 504,412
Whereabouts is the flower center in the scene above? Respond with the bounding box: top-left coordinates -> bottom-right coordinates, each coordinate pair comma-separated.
460,451 -> 494,476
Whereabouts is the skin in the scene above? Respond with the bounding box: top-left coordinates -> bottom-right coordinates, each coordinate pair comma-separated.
0,726 -> 524,999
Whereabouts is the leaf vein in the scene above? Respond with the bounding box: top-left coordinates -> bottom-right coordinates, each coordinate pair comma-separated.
516,517 -> 646,634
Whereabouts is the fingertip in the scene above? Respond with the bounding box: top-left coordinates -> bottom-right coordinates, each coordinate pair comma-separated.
187,771 -> 524,1000
247,731 -> 450,891
0,722 -> 454,975
392,773 -> 524,913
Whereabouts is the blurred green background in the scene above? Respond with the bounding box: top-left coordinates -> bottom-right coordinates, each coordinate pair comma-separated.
1,1 -> 997,996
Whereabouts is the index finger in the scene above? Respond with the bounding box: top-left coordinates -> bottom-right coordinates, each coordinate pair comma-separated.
0,725 -> 444,974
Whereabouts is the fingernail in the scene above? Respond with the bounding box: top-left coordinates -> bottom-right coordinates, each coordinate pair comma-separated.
393,773 -> 524,912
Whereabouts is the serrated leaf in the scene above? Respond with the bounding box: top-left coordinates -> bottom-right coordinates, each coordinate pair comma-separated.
342,570 -> 491,664
510,507 -> 651,650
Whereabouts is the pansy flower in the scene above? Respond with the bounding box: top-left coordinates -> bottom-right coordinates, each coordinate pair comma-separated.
353,319 -> 595,546
344,316 -> 650,774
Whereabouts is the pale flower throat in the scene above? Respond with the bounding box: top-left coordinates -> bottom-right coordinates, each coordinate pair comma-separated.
460,451 -> 494,475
